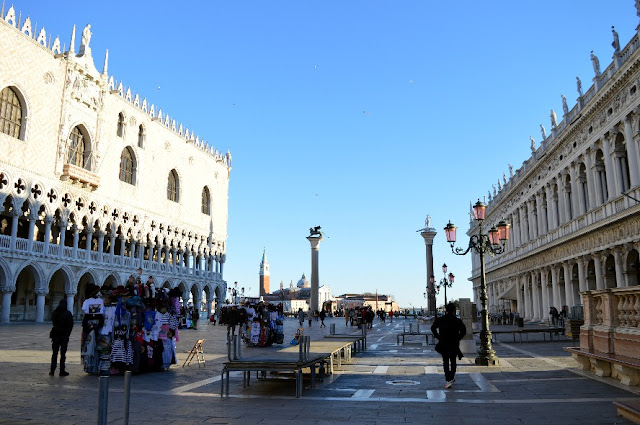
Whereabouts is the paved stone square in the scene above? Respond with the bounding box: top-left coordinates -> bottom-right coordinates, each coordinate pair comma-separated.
0,317 -> 636,424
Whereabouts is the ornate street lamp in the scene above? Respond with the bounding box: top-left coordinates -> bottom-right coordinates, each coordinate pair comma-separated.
444,200 -> 510,366
438,263 -> 455,306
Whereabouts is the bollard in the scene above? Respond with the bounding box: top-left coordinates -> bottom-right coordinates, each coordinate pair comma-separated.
97,376 -> 109,425
330,323 -> 335,335
123,371 -> 132,425
299,336 -> 304,361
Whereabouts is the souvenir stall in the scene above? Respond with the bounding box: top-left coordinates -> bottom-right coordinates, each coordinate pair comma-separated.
80,279 -> 181,375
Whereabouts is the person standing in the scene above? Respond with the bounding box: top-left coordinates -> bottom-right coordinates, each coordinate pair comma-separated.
298,308 -> 305,327
431,303 -> 466,389
50,299 -> 74,376
319,309 -> 326,328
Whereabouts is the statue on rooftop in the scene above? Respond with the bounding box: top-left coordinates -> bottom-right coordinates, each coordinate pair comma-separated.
503,172 -> 507,185
550,109 -> 558,128
576,76 -> 583,97
612,26 -> 620,53
562,94 -> 569,116
530,136 -> 536,152
81,24 -> 91,49
591,51 -> 601,76
508,163 -> 514,177
540,124 -> 547,139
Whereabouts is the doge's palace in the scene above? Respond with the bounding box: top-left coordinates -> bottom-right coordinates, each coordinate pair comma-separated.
470,8 -> 640,334
0,5 -> 230,322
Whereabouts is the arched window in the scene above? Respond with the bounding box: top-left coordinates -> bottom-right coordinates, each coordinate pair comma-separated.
119,147 -> 135,184
138,125 -> 145,148
201,187 -> 211,215
167,170 -> 179,202
0,87 -> 23,139
117,113 -> 125,137
67,126 -> 86,168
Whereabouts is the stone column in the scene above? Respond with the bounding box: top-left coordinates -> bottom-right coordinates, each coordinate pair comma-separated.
26,215 -> 36,252
171,248 -> 177,270
613,247 -> 625,288
556,175 -> 566,225
594,254 -> 605,290
58,221 -> 67,257
563,262 -> 572,308
130,240 -> 137,259
9,211 -> 19,250
527,200 -> 537,239
602,135 -> 617,199
419,227 -> 437,316
72,225 -> 80,258
119,234 -> 126,258
220,254 -> 225,277
531,272 -> 541,321
97,231 -> 105,255
523,275 -> 531,320
66,292 -> 75,313
584,150 -> 597,209
85,228 -> 94,256
1,291 -> 12,323
185,250 -> 191,274
541,269 -> 550,323
35,289 -> 46,323
576,173 -> 587,216
624,115 -> 640,187
551,265 -> 561,310
569,164 -> 580,218
577,257 -> 587,293
516,275 -> 523,317
43,217 -> 53,255
544,185 -> 554,230
307,233 -> 323,313
109,233 -> 116,256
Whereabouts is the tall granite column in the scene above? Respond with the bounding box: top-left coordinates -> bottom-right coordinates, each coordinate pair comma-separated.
419,221 -> 437,316
307,229 -> 323,313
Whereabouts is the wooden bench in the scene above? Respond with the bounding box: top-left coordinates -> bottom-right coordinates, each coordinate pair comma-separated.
564,347 -> 640,386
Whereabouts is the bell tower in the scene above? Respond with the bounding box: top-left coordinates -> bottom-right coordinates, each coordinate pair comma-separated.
259,249 -> 270,296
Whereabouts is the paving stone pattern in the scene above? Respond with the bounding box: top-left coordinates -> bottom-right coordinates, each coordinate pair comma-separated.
0,317 -> 636,424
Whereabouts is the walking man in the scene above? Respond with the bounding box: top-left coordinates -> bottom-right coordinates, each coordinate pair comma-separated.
431,303 -> 466,389
50,299 -> 74,376
319,309 -> 326,328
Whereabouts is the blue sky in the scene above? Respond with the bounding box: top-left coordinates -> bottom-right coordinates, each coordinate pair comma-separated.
19,1 -> 640,308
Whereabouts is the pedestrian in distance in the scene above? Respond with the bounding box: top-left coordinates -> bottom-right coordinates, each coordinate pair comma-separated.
298,308 -> 305,327
50,299 -> 74,376
431,302 -> 466,389
319,309 -> 326,328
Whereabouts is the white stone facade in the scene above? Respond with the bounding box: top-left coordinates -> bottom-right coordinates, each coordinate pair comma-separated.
0,6 -> 230,322
470,17 -> 640,323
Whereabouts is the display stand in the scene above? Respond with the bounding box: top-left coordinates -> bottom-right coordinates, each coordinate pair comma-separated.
182,339 -> 205,368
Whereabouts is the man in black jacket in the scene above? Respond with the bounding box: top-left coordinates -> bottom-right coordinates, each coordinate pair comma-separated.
50,299 -> 74,376
431,303 -> 466,389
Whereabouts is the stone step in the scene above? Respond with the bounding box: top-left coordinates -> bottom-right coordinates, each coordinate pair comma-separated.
614,400 -> 640,424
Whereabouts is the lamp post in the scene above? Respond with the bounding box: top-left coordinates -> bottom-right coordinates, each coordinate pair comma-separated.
444,200 -> 510,366
438,264 -> 455,306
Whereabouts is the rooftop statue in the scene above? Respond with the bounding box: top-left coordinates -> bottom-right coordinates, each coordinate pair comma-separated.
612,26 -> 620,53
591,50 -> 600,76
550,109 -> 558,128
562,94 -> 569,116
576,76 -> 583,97
530,136 -> 536,152
540,124 -> 547,139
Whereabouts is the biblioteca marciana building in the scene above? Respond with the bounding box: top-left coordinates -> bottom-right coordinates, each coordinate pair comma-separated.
0,6 -> 230,323
473,7 -> 640,376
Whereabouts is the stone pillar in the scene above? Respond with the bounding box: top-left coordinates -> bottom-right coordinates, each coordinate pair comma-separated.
9,211 -> 19,250
130,240 -> 137,259
185,250 -> 191,273
624,115 -> 640,187
26,215 -> 36,251
516,275 -> 523,317
72,225 -> 80,258
613,247 -> 625,288
531,272 -> 541,321
523,275 -> 531,320
206,288 -> 213,319
527,200 -> 537,240
119,235 -> 126,258
97,231 -> 105,255
220,254 -> 225,278
171,248 -> 177,269
58,221 -> 67,257
109,233 -> 116,256
563,262 -> 572,308
544,185 -> 554,230
541,269 -> 550,323
419,227 -> 437,316
602,136 -> 617,199
1,291 -> 12,323
556,175 -> 566,225
584,150 -> 597,209
35,290 -> 46,323
66,293 -> 75,313
569,165 -> 579,218
85,229 -> 93,255
577,257 -> 587,294
594,254 -> 605,290
307,233 -> 323,313
551,265 -> 561,310
43,217 -> 52,255
535,193 -> 544,235
458,298 -> 475,354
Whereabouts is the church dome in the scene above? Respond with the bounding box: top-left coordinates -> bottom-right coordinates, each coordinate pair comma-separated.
296,273 -> 310,288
